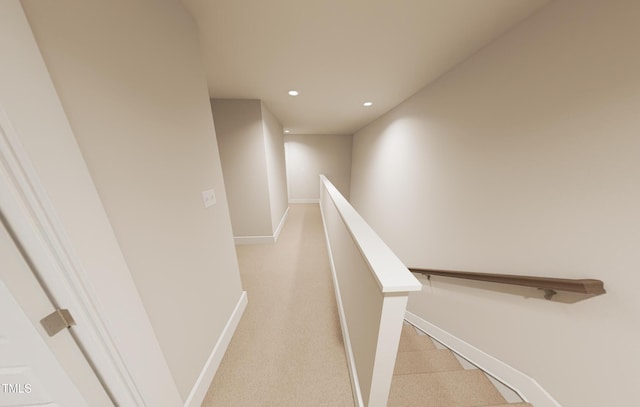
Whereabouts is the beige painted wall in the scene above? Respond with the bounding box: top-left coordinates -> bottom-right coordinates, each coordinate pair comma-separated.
211,99 -> 273,237
22,0 -> 244,401
1,1 -> 183,405
212,99 -> 289,239
261,103 -> 289,232
285,134 -> 353,201
350,0 -> 640,405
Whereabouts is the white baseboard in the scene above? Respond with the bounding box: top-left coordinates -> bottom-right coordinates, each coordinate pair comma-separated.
234,235 -> 274,245
404,311 -> 561,407
273,207 -> 289,243
184,291 -> 248,407
234,208 -> 289,245
288,198 -> 319,204
319,204 -> 364,407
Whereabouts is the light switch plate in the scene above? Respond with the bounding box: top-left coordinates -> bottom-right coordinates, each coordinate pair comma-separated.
202,189 -> 216,208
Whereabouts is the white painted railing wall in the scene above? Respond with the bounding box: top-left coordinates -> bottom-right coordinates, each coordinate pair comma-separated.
319,175 -> 421,407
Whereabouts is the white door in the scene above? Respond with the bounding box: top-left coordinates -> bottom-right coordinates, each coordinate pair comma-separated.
0,217 -> 113,407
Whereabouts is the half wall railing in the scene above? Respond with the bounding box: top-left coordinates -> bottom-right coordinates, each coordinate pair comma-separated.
319,175 -> 421,407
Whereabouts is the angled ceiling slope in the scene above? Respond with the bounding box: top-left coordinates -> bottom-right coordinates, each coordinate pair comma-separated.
183,0 -> 551,135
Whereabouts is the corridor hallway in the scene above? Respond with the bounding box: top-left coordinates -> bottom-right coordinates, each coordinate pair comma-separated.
202,204 -> 354,406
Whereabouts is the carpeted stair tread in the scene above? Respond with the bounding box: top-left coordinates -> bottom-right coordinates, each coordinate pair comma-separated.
398,329 -> 437,352
394,349 -> 463,375
388,369 -> 507,407
402,325 -> 419,337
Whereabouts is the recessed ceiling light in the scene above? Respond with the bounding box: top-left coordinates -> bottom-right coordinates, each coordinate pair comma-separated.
363,101 -> 373,107
288,90 -> 299,96
284,129 -> 290,133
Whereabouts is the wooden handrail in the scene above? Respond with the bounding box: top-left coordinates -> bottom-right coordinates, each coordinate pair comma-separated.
409,267 -> 606,296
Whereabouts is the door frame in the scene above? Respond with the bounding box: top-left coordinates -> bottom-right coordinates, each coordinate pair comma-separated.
0,108 -> 145,406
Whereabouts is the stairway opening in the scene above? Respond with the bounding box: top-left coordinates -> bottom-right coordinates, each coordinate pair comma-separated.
388,321 -> 531,407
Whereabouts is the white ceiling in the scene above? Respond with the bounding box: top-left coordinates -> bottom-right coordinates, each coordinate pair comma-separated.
183,0 -> 551,135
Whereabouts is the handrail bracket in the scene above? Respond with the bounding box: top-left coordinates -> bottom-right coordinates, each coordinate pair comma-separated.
541,288 -> 557,300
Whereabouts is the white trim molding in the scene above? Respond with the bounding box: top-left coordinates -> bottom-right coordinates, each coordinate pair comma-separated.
235,207 -> 290,245
405,311 -> 562,407
184,291 -> 248,407
273,207 -> 289,242
319,175 -> 420,407
319,175 -> 420,293
0,108 -> 149,405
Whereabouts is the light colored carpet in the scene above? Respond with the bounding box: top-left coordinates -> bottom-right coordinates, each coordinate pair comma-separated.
201,204 -> 354,407
388,324 -> 530,407
388,370 -> 506,407
394,349 -> 463,375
